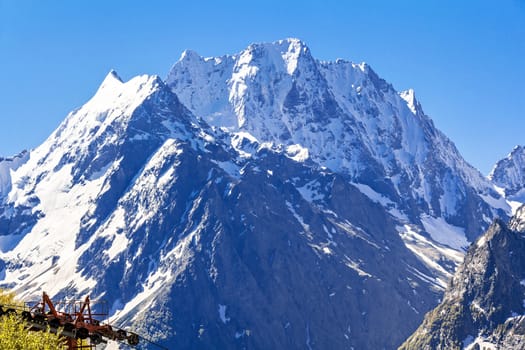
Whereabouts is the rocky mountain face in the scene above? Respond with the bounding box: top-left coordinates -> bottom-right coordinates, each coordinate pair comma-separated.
490,145 -> 525,203
0,39 -> 512,349
400,206 -> 525,350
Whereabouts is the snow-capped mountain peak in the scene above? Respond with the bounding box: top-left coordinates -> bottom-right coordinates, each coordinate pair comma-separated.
28,71 -> 173,180
0,64 -> 210,295
86,71 -> 165,118
91,69 -> 125,101
251,37 -> 311,75
179,49 -> 202,62
399,88 -> 418,114
489,145 -> 525,202
102,69 -> 123,84
167,39 -> 508,241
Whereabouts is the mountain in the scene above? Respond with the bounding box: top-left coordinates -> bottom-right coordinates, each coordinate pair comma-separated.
490,145 -> 525,203
400,206 -> 525,350
167,38 -> 508,243
0,39 -> 511,349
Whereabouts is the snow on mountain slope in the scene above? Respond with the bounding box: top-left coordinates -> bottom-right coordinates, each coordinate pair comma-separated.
0,68 -> 447,349
0,70 -> 212,297
167,38 -> 509,246
0,39 -> 514,349
489,145 -> 525,204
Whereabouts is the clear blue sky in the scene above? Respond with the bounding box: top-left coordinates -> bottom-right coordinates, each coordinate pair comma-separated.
0,0 -> 523,175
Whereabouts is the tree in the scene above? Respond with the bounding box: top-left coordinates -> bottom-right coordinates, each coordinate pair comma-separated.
0,289 -> 66,349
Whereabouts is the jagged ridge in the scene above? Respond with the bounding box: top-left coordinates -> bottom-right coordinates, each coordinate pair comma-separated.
167,38 -> 509,243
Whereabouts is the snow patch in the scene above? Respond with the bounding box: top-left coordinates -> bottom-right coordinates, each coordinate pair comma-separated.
476,235 -> 487,248
493,185 -> 522,213
285,144 -> 309,162
110,230 -> 197,323
399,89 -> 417,114
463,336 -> 497,350
235,329 -> 251,339
344,255 -> 372,278
471,301 -> 485,314
398,224 -> 464,290
297,180 -> 324,202
101,209 -> 129,260
353,183 -> 395,207
421,215 -> 469,250
218,304 -> 230,323
480,189 -> 512,214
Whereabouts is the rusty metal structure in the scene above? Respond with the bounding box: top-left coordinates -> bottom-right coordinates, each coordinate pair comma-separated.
0,292 -> 157,349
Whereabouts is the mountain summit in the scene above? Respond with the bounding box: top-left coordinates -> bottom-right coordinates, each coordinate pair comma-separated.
167,38 -> 508,242
490,145 -> 525,203
0,39 -> 512,349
